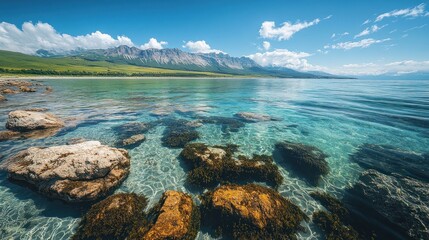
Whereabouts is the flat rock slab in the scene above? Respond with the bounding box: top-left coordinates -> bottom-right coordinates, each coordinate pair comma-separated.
1,141 -> 130,202
6,110 -> 64,131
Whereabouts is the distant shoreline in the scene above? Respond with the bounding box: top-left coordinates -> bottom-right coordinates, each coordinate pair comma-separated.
0,75 -> 355,80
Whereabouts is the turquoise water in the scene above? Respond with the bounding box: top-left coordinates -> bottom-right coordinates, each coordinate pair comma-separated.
0,78 -> 428,239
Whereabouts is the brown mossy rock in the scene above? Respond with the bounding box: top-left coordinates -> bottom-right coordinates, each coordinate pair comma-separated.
180,143 -> 283,189
201,184 -> 308,239
0,94 -> 6,101
1,141 -> 130,202
6,110 -> 64,132
73,193 -> 148,240
141,190 -> 200,240
275,141 -> 329,184
312,211 -> 359,240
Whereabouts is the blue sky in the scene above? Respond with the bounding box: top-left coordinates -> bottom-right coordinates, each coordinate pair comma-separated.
0,0 -> 428,75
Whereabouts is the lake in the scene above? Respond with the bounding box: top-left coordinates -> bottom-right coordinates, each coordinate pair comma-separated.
0,78 -> 428,239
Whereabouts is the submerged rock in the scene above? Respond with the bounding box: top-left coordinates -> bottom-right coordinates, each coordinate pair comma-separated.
275,141 -> 329,184
201,184 -> 308,239
0,94 -> 6,101
73,193 -> 148,240
180,143 -> 283,188
161,118 -> 199,148
112,122 -> 154,148
0,130 -> 21,141
121,134 -> 145,148
142,191 -> 199,240
234,112 -> 280,122
1,141 -> 130,202
312,211 -> 359,240
6,110 -> 64,132
19,86 -> 36,92
347,169 -> 429,240
199,116 -> 245,134
350,143 -> 429,182
1,88 -> 18,94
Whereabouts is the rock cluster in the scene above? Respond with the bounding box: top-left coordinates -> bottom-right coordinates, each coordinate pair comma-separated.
1,141 -> 130,202
73,191 -> 199,240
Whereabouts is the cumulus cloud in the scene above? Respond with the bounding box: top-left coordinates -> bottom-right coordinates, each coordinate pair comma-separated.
375,3 -> 428,22
262,41 -> 271,50
326,38 -> 390,50
182,40 -> 224,54
247,49 -> 326,71
334,60 -> 429,75
140,38 -> 167,50
0,21 -> 134,54
354,24 -> 387,38
259,18 -> 321,40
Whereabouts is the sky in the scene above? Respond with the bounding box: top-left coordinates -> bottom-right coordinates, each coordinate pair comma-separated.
0,0 -> 428,75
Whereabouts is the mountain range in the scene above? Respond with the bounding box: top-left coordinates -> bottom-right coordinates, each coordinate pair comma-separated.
32,45 -> 346,78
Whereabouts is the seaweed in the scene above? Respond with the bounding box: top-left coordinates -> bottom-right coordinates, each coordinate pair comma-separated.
313,211 -> 359,240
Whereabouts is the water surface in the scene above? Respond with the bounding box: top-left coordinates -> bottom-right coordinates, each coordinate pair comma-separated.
0,78 -> 428,239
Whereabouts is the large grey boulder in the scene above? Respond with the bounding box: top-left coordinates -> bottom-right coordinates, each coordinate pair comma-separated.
6,110 -> 64,131
349,169 -> 429,240
1,141 -> 130,202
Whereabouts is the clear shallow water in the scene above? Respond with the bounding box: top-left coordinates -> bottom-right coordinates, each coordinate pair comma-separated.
0,78 -> 428,239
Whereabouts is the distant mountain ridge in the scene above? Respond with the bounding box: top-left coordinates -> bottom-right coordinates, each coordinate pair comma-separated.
31,46 -> 348,78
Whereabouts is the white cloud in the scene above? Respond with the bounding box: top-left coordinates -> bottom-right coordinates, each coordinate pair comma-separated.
354,24 -> 387,38
0,21 -> 134,54
182,40 -> 224,54
362,19 -> 371,25
259,18 -> 321,40
262,41 -> 271,50
404,24 -> 427,32
375,3 -> 428,22
324,15 -> 333,20
327,38 -> 390,50
334,60 -> 429,75
354,28 -> 370,38
140,38 -> 167,50
247,49 -> 326,71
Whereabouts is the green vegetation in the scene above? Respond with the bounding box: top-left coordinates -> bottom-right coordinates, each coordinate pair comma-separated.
0,50 -> 234,77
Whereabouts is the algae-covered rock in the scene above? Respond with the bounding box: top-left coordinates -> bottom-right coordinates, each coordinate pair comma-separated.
275,141 -> 329,184
313,211 -> 359,240
73,193 -> 148,240
141,190 -> 200,240
180,143 -> 283,188
161,118 -> 199,148
201,184 -> 308,239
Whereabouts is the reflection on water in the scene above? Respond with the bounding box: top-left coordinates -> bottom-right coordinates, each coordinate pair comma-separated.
0,78 -> 428,239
